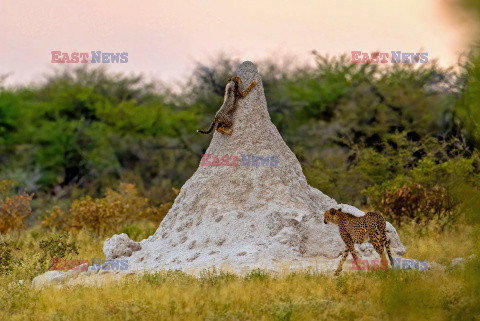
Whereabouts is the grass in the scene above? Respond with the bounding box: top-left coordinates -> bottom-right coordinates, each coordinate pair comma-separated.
2,267 -> 479,320
0,221 -> 479,320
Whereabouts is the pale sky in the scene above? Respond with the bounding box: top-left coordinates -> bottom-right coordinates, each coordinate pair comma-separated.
0,0 -> 474,87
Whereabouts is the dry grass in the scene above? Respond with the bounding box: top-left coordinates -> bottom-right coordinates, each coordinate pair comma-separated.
0,221 -> 478,320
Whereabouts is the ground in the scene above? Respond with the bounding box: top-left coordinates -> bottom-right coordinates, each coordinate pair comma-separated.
1,221 -> 479,320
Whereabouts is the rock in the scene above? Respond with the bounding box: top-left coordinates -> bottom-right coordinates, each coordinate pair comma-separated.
103,233 -> 141,260
429,261 -> 447,270
386,222 -> 406,256
32,271 -> 66,289
451,257 -> 465,267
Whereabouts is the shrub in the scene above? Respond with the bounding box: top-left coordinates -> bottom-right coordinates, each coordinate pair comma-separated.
36,232 -> 79,272
376,183 -> 456,226
0,240 -> 16,275
0,179 -> 15,196
364,153 -> 480,227
0,180 -> 33,234
42,183 -> 172,235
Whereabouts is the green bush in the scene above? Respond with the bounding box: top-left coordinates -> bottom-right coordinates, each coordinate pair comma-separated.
36,232 -> 79,272
0,52 -> 477,228
0,240 -> 16,275
365,154 -> 480,226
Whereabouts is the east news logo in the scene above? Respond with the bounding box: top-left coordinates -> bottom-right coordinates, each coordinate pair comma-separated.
51,51 -> 128,63
351,51 -> 428,63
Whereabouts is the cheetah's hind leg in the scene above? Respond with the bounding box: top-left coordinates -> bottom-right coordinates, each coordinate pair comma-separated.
385,239 -> 395,267
372,239 -> 389,270
239,81 -> 257,98
217,120 -> 233,135
216,126 -> 232,135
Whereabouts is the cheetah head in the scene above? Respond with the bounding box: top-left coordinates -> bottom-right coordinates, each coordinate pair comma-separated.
228,76 -> 242,86
324,208 -> 342,225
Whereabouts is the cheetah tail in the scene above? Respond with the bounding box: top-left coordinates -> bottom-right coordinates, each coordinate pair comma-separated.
197,120 -> 216,134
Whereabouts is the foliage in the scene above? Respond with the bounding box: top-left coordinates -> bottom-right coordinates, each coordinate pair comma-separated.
42,183 -> 172,235
363,154 -> 480,227
0,180 -> 33,234
0,66 -> 202,204
0,50 -> 479,230
0,241 -> 16,275
376,183 -> 454,226
119,220 -> 159,242
455,50 -> 480,149
0,179 -> 15,197
36,232 -> 79,272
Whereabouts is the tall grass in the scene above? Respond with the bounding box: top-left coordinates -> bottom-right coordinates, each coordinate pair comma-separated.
0,220 -> 478,320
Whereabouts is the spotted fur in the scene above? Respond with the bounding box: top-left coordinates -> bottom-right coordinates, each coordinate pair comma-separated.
324,208 -> 394,275
197,76 -> 256,135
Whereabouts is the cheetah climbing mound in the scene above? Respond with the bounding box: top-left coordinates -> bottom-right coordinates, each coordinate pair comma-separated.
32,61 -> 405,287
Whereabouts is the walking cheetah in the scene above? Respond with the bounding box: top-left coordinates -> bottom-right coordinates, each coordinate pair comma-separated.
197,76 -> 256,135
323,208 -> 395,275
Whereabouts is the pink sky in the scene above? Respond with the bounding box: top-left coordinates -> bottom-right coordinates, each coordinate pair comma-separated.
0,0 -> 474,86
